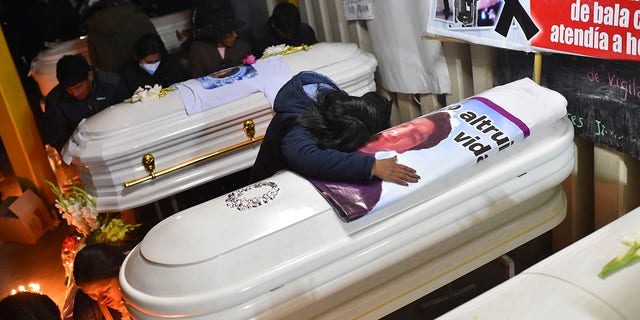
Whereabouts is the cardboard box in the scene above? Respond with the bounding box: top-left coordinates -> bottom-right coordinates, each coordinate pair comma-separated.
0,190 -> 58,245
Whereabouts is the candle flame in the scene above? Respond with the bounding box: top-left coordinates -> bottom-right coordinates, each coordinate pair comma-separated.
9,283 -> 41,295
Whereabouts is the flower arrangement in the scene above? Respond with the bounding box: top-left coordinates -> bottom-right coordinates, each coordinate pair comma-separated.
124,84 -> 176,103
599,233 -> 640,278
261,44 -> 311,59
46,181 -> 140,246
48,180 -> 141,289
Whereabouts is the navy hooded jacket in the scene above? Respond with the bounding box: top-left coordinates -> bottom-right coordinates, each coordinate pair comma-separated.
250,71 -> 375,182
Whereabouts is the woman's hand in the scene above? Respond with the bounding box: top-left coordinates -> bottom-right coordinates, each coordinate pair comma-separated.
371,156 -> 420,186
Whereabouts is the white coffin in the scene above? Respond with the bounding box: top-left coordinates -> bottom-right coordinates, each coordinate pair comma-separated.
30,37 -> 91,97
62,42 -> 377,212
437,205 -> 640,320
29,10 -> 190,98
119,114 -> 575,319
150,10 -> 190,53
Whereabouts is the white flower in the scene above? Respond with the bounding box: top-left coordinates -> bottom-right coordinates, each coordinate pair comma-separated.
132,84 -> 163,102
48,182 -> 100,237
620,231 -> 640,246
126,84 -> 174,103
263,44 -> 287,56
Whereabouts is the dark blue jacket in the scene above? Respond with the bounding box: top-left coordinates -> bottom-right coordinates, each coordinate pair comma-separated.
43,69 -> 130,151
250,71 -> 375,182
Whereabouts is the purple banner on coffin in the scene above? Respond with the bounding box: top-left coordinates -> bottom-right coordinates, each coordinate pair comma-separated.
307,97 -> 528,222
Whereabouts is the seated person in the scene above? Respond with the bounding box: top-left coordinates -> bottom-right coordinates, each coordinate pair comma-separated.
250,71 -> 419,186
0,292 -> 61,320
72,244 -> 130,320
43,54 -> 130,152
253,2 -> 318,57
84,0 -> 159,73
189,15 -> 252,78
120,33 -> 190,93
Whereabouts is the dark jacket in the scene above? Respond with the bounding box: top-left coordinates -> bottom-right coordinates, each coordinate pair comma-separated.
189,37 -> 252,78
119,54 -> 190,93
86,3 -> 158,73
73,290 -> 124,320
43,69 -> 130,151
253,22 -> 317,57
250,71 -> 375,182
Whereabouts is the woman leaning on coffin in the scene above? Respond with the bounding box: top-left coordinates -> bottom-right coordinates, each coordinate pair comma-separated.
250,71 -> 420,186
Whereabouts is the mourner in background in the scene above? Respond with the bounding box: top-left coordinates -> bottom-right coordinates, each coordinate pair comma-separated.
252,2 -> 318,57
120,33 -> 189,93
71,244 -> 130,320
189,12 -> 251,77
43,54 -> 129,152
84,0 -> 158,73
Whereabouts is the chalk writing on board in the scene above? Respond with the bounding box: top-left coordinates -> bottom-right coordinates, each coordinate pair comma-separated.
498,49 -> 640,159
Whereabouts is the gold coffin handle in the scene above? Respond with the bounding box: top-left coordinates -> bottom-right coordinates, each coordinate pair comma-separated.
124,119 -> 263,188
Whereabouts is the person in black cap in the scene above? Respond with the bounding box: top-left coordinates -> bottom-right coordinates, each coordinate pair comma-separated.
43,54 -> 130,152
252,2 -> 318,57
189,12 -> 252,78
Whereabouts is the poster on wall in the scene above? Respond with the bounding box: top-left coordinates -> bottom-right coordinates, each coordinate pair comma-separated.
498,50 -> 640,159
426,0 -> 640,61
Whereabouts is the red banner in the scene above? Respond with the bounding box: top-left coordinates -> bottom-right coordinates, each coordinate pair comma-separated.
426,0 -> 640,61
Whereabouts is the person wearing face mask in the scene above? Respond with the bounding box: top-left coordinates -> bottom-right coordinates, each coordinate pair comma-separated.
119,33 -> 190,93
43,54 -> 130,152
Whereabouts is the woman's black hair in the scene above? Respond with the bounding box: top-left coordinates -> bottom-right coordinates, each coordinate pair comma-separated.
133,33 -> 168,60
297,89 -> 392,152
73,244 -> 126,286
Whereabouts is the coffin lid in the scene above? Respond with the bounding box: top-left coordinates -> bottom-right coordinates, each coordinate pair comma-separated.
139,172 -> 333,265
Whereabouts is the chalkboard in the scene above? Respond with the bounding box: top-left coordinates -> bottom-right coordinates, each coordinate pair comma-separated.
498,49 -> 640,159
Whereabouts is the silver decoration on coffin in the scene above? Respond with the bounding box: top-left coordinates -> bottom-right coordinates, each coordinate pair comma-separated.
225,181 -> 280,211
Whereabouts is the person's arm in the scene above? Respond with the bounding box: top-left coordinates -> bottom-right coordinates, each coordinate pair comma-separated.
371,156 -> 419,186
43,95 -> 72,152
282,127 -> 373,180
282,127 -> 420,185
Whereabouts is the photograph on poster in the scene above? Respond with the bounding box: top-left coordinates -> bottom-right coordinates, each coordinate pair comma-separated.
435,0 -> 454,21
438,0 -> 504,28
427,0 -> 640,61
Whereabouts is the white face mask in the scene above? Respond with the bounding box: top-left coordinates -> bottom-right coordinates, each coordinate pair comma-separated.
139,61 -> 161,75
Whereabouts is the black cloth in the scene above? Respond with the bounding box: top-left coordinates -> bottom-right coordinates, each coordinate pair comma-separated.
119,54 -> 189,93
73,290 -> 124,320
249,115 -> 296,183
43,69 -> 130,151
252,21 -> 317,57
